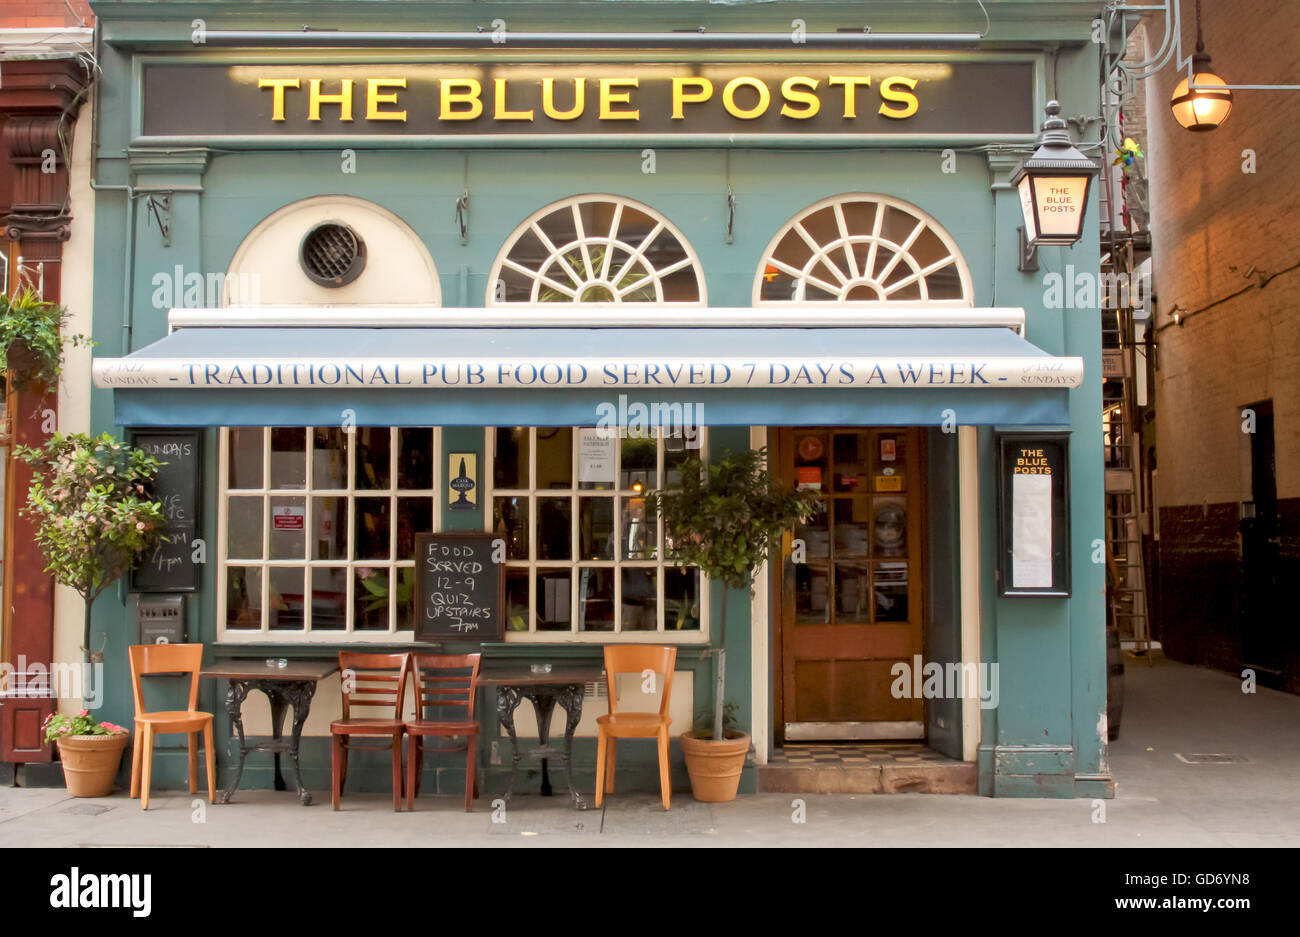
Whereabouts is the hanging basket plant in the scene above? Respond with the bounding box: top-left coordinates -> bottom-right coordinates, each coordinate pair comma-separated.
0,289 -> 92,393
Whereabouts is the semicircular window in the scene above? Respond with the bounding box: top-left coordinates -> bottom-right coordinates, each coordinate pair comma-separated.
489,195 -> 706,305
755,194 -> 972,305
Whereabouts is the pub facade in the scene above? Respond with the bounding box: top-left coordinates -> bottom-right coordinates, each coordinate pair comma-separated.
76,0 -> 1112,800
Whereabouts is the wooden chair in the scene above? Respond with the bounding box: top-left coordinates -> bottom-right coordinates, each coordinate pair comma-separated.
595,644 -> 677,811
404,653 -> 482,812
330,652 -> 410,811
127,644 -> 216,811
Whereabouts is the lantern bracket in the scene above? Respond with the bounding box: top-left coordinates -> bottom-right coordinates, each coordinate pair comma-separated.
1017,226 -> 1038,273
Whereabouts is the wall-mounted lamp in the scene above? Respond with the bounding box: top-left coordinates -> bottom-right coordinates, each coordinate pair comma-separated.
1170,0 -> 1232,131
1010,100 -> 1100,272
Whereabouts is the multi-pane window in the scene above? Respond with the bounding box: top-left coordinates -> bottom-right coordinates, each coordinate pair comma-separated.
489,427 -> 707,642
488,195 -> 706,305
755,194 -> 972,305
219,426 -> 440,640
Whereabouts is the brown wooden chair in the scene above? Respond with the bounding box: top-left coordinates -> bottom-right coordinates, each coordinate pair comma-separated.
595,644 -> 677,811
127,643 -> 216,811
330,652 -> 410,811
404,653 -> 482,812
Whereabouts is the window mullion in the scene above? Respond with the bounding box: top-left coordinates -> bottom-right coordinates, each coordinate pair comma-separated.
261,427 -> 271,634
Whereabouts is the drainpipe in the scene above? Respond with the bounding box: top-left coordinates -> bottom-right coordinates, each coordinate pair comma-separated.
86,18 -> 138,354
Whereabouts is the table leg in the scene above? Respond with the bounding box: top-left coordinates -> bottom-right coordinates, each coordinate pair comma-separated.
220,681 -> 251,805
267,690 -> 288,792
528,691 -> 558,797
283,681 -> 318,806
556,683 -> 589,810
497,686 -> 523,803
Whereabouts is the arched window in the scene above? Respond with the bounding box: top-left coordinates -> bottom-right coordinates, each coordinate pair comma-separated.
488,195 -> 706,305
755,194 -> 972,305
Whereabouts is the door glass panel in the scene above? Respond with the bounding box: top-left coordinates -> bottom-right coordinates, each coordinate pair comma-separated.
505,568 -> 530,633
310,567 -> 347,630
312,497 -> 346,560
872,497 -> 908,558
269,496 -> 306,560
269,567 -> 305,630
873,562 -> 909,621
312,428 -> 348,489
354,497 -> 391,560
577,567 -> 614,631
832,433 -> 867,492
872,432 -> 906,492
835,561 -> 870,623
354,567 -> 390,630
578,497 -> 615,560
621,496 -> 656,559
833,497 -> 870,557
397,428 -> 433,489
269,428 -> 306,489
228,428 -> 263,489
493,496 -> 529,560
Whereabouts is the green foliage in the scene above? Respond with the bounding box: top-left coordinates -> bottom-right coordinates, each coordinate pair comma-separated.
0,289 -> 93,392
538,246 -> 652,302
15,432 -> 166,604
43,708 -> 128,743
692,700 -> 741,737
647,447 -> 821,593
358,566 -> 414,611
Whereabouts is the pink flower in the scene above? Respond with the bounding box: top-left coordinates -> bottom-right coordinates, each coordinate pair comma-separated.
78,709 -> 88,717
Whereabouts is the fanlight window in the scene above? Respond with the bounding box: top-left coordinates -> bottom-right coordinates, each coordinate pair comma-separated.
756,195 -> 971,304
489,195 -> 705,305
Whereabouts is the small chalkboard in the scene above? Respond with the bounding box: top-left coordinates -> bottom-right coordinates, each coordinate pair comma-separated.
414,532 -> 504,641
129,430 -> 202,593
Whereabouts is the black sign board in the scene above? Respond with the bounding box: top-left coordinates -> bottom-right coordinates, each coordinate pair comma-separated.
413,532 -> 504,641
129,430 -> 203,592
996,433 -> 1071,597
140,62 -> 1035,140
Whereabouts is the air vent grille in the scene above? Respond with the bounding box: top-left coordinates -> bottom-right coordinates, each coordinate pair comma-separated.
300,222 -> 366,287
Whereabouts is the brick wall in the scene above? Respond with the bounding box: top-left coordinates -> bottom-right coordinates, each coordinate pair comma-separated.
1144,0 -> 1300,688
1145,0 -> 1300,507
0,1 -> 92,29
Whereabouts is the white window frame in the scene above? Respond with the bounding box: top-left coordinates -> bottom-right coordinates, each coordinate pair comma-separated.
217,426 -> 443,643
486,427 -> 710,645
753,193 -> 974,306
487,194 -> 707,306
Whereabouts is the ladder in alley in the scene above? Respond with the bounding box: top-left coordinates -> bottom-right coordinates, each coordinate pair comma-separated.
1100,236 -> 1151,657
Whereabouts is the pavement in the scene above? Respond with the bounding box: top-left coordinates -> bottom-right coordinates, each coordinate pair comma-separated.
2,653 -> 1297,847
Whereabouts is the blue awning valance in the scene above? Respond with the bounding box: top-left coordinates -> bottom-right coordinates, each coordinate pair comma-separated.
94,323 -> 1080,428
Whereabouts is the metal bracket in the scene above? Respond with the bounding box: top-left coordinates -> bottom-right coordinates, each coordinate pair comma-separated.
455,189 -> 470,243
1017,226 -> 1038,272
725,185 -> 736,244
145,192 -> 171,247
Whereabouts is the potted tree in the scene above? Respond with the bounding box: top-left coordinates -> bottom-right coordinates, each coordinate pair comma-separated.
16,433 -> 166,795
648,447 -> 818,801
0,289 -> 91,393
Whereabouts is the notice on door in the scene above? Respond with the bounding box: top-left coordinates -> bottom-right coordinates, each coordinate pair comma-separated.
578,429 -> 617,484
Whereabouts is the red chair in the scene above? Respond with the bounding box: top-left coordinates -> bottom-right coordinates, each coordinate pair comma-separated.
595,644 -> 677,811
330,652 -> 410,811
405,653 -> 482,812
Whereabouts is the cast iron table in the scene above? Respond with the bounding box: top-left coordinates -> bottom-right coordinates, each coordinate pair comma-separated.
200,660 -> 339,806
477,663 -> 605,811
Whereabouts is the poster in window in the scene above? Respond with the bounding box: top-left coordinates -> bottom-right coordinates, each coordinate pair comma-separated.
997,433 -> 1071,597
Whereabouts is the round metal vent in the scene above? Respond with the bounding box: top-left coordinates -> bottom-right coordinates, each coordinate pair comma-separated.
300,222 -> 366,287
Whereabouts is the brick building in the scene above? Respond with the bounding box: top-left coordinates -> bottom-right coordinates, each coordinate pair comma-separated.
1143,0 -> 1300,691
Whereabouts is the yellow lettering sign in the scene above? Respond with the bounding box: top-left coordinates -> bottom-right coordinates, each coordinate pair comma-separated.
365,78 -> 407,121
779,76 -> 821,118
258,78 -> 300,121
671,77 -> 713,119
440,78 -> 484,120
828,75 -> 872,118
542,77 -> 586,120
722,77 -> 771,119
878,76 -> 919,119
307,78 -> 354,122
599,78 -> 639,120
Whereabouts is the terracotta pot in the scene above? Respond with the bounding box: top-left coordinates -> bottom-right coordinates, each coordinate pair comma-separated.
56,733 -> 129,798
680,730 -> 750,802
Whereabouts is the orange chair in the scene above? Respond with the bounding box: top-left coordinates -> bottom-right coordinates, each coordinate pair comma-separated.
127,644 -> 216,811
330,652 -> 410,811
404,653 -> 482,812
595,644 -> 677,811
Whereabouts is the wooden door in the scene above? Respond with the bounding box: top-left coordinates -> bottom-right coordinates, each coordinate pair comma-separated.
777,428 -> 925,740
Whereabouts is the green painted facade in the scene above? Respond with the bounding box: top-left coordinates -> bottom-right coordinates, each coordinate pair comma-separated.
84,0 -> 1113,799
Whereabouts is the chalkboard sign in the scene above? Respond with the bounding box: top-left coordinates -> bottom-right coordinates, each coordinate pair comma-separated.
996,432 -> 1071,597
414,532 -> 504,641
129,430 -> 202,592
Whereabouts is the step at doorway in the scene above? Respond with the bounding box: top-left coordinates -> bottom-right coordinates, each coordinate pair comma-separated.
759,743 -> 976,794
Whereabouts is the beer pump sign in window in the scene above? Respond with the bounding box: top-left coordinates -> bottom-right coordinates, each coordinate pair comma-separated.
997,433 -> 1070,597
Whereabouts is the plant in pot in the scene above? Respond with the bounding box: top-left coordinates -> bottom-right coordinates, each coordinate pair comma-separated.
0,288 -> 92,394
648,447 -> 819,802
16,433 -> 166,794
42,709 -> 131,798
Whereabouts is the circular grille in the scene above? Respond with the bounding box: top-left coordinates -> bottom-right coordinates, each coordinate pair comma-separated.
300,222 -> 366,287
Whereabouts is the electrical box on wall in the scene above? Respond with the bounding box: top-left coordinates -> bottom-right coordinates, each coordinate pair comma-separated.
131,594 -> 185,644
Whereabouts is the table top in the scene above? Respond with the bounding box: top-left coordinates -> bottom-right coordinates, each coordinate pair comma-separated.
200,660 -> 340,681
477,663 -> 605,687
